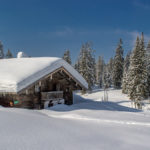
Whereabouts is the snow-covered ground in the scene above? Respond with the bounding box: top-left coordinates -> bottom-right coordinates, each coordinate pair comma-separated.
1,89 -> 150,150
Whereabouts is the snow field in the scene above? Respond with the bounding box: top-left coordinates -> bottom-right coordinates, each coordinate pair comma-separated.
0,89 -> 150,150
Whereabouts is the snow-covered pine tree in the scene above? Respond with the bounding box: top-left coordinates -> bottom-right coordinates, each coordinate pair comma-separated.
85,42 -> 96,89
96,56 -> 104,88
146,40 -> 150,96
74,60 -> 79,71
86,43 -> 96,87
77,42 -> 96,90
137,32 -> 148,99
102,64 -> 112,88
0,41 -> 4,59
146,40 -> 150,68
106,57 -> 114,87
128,36 -> 140,103
112,39 -> 124,89
128,33 -> 148,109
62,49 -> 72,64
122,51 -> 131,94
147,40 -> 150,55
6,49 -> 13,58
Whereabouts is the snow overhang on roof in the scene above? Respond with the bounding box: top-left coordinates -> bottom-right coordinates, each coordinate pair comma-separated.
0,57 -> 88,93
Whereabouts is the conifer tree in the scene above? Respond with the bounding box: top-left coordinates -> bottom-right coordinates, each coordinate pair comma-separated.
112,39 -> 124,89
128,33 -> 148,108
6,49 -> 13,58
102,64 -> 112,88
146,40 -> 150,54
146,40 -> 150,69
76,42 -> 96,90
62,49 -> 71,64
74,61 -> 79,71
0,41 -> 4,59
146,40 -> 150,95
122,51 -> 131,94
96,56 -> 104,88
107,57 -> 114,87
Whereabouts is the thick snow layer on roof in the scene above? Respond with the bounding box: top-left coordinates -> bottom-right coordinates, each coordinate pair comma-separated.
0,57 -> 88,93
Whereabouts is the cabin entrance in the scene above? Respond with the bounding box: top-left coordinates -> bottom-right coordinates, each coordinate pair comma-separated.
38,68 -> 81,108
41,91 -> 64,108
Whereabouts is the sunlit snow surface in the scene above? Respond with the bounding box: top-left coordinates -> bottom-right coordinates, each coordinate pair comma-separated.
1,89 -> 150,150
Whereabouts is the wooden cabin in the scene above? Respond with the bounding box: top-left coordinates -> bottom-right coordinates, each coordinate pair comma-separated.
0,57 -> 88,109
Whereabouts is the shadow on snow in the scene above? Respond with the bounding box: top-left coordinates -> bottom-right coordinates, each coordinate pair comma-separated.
50,93 -> 141,113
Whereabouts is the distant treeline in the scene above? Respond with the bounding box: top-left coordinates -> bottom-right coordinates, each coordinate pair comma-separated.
0,41 -> 13,59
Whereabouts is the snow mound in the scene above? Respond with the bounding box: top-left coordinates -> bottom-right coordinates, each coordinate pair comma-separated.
0,57 -> 88,93
17,51 -> 28,58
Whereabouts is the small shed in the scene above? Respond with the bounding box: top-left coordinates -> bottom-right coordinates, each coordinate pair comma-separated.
0,57 -> 88,109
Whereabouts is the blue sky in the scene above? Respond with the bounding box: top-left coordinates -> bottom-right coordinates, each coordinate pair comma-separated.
0,0 -> 150,62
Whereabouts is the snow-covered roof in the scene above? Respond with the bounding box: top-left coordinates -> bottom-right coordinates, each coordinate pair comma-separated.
0,57 -> 88,93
